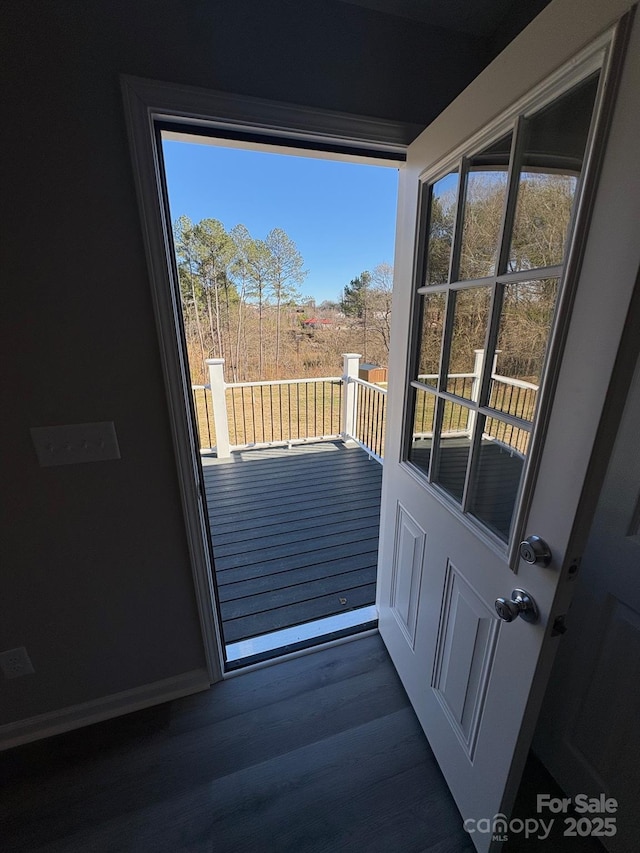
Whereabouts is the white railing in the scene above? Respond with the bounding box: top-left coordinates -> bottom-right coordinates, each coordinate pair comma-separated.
193,354 -> 386,462
343,373 -> 387,463
192,349 -> 539,462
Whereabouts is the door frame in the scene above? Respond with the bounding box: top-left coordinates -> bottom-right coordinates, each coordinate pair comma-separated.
120,76 -> 411,680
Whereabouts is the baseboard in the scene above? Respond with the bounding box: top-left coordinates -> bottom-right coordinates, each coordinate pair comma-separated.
0,668 -> 210,752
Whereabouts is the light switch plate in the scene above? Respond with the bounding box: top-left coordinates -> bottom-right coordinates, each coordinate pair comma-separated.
30,422 -> 121,466
0,647 -> 35,679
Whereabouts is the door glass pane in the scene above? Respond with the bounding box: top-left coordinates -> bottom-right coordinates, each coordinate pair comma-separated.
416,291 -> 447,386
508,73 -> 600,272
425,172 -> 459,286
446,286 -> 491,399
469,417 -> 531,540
407,387 -> 436,475
458,134 -> 512,281
403,71 -> 601,546
489,278 -> 559,420
433,400 -> 473,502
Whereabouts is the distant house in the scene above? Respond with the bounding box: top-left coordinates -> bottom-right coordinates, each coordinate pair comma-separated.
303,317 -> 333,329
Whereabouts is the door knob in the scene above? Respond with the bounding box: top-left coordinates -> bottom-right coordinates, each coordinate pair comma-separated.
519,535 -> 552,566
495,589 -> 539,624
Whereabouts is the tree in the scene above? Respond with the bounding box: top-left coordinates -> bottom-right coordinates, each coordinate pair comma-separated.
341,271 -> 371,360
425,193 -> 456,285
318,299 -> 340,312
340,271 -> 371,319
443,171 -> 573,379
173,215 -> 207,368
368,262 -> 394,357
229,224 -> 253,382
265,227 -> 307,377
339,267 -> 396,363
509,173 -> 576,271
173,216 -> 238,381
458,174 -> 507,280
193,218 -> 234,362
244,236 -> 273,379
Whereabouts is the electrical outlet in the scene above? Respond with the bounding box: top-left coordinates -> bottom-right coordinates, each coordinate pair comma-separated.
0,647 -> 35,679
30,421 -> 120,467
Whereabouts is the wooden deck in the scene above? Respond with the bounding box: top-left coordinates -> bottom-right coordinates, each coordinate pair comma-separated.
202,441 -> 382,652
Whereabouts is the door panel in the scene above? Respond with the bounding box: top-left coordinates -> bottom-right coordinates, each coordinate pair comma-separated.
534,354 -> 640,852
431,562 -> 500,760
377,4 -> 639,850
389,504 -> 426,648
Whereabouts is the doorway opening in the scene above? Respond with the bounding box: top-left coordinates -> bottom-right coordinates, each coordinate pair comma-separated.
159,127 -> 400,668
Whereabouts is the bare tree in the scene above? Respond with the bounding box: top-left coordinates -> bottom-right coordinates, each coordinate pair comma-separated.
265,228 -> 307,377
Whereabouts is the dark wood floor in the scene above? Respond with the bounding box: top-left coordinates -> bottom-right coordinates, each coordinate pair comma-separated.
0,635 -> 474,853
203,442 -> 382,645
0,633 -> 596,853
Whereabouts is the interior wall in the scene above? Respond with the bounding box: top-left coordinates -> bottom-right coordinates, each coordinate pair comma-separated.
0,0 -> 490,728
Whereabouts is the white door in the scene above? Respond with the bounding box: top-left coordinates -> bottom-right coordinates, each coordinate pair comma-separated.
377,3 -> 640,851
533,346 -> 640,853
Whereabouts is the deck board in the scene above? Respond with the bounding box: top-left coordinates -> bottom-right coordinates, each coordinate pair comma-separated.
212,502 -> 381,543
213,539 -> 380,584
203,441 -> 382,648
217,551 -> 379,600
213,511 -> 381,556
205,474 -> 381,513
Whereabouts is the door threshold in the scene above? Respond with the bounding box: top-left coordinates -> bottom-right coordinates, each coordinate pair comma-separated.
224,605 -> 378,671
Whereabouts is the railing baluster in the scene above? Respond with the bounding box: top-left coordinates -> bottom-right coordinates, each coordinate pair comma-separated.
229,387 -> 236,446
374,391 -> 379,457
203,390 -> 213,448
313,380 -> 317,438
250,387 -> 256,445
241,388 -> 247,444
287,384 -> 292,441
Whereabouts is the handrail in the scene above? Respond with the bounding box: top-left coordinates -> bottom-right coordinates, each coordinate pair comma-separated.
416,372 -> 539,390
350,376 -> 388,395
227,375 -> 342,390
492,373 -> 539,391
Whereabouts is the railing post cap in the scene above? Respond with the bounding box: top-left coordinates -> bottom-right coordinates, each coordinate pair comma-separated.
205,358 -> 226,365
342,353 -> 362,359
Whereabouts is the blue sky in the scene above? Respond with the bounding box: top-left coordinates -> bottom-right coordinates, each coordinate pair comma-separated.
161,139 -> 399,304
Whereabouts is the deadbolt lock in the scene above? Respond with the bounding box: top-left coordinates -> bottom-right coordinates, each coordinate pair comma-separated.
519,535 -> 552,567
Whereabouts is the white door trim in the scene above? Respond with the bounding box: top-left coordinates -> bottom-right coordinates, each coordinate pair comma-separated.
120,76 -> 410,679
